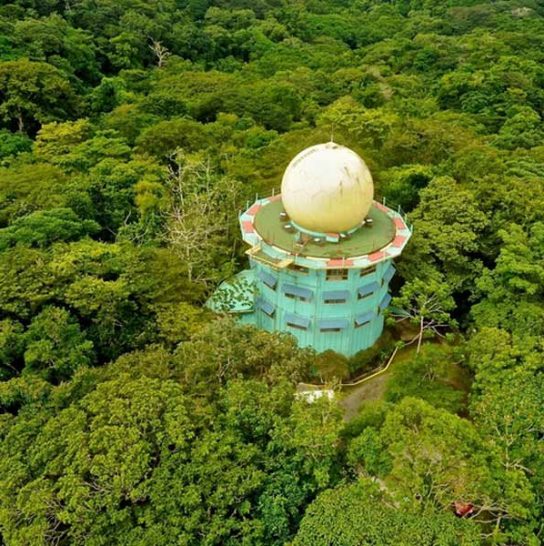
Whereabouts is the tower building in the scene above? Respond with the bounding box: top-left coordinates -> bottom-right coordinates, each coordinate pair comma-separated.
207,142 -> 412,356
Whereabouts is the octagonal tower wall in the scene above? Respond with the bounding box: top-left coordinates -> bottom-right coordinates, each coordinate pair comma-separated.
233,191 -> 411,356
250,253 -> 394,356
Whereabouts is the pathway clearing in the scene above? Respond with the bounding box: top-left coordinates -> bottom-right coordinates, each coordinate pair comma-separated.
340,371 -> 392,421
339,344 -> 419,420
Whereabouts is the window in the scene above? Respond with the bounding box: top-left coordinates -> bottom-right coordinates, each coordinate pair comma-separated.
355,320 -> 370,329
323,290 -> 350,304
283,284 -> 312,302
287,321 -> 307,330
382,264 -> 396,285
326,268 -> 348,281
258,269 -> 277,290
285,312 -> 310,330
358,282 -> 379,300
319,319 -> 348,332
355,312 -> 374,328
379,293 -> 392,311
285,293 -> 311,302
289,263 -> 309,274
256,297 -> 275,317
360,265 -> 376,277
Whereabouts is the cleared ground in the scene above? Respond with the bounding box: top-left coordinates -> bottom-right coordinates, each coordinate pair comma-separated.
339,343 -> 471,420
341,371 -> 392,421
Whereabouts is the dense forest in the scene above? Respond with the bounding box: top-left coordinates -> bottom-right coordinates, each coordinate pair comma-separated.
0,0 -> 543,544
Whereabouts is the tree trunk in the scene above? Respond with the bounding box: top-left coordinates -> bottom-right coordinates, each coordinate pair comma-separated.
16,112 -> 24,133
416,315 -> 424,353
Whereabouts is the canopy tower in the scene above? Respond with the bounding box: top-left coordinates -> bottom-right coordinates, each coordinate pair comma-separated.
207,142 -> 412,356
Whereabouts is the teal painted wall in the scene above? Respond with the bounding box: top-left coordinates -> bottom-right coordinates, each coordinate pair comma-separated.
247,258 -> 395,357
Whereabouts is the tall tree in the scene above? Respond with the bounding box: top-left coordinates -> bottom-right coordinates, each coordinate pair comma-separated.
0,59 -> 79,133
391,270 -> 456,352
400,176 -> 488,293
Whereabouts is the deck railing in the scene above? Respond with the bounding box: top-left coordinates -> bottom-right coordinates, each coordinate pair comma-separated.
297,344 -> 400,392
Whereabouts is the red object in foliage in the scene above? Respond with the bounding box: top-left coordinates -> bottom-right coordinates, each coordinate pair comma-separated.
453,501 -> 474,518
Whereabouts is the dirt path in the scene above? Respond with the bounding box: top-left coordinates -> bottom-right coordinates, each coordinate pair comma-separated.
340,371 -> 392,421
339,344 -> 420,421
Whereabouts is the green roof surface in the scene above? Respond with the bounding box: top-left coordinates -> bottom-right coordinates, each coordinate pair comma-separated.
253,200 -> 395,258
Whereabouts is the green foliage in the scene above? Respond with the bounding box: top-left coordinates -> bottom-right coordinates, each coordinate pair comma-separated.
0,128 -> 31,160
0,239 -> 202,363
391,269 -> 456,351
494,107 -> 544,150
466,329 -> 544,542
385,344 -> 466,413
345,398 -> 539,543
0,58 -> 79,133
466,327 -> 543,395
401,177 -> 488,292
153,302 -> 208,346
470,369 -> 544,513
0,329 -> 342,545
136,117 -> 210,157
382,164 -> 434,211
0,162 -> 71,224
12,14 -> 99,82
471,223 -> 544,338
348,329 -> 396,375
23,306 -> 94,382
0,208 -> 99,250
313,350 -> 349,381
0,319 -> 25,380
0,0 -> 543,542
294,479 -> 480,546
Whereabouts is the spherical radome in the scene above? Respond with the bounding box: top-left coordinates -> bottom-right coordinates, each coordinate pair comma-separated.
280,142 -> 374,233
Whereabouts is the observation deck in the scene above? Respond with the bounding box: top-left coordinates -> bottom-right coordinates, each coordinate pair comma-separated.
240,194 -> 412,270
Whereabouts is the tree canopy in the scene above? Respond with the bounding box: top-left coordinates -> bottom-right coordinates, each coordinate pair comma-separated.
0,0 -> 543,544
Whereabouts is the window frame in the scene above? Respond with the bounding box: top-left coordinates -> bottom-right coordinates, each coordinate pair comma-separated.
289,263 -> 310,275
324,297 -> 347,304
258,269 -> 278,290
354,319 -> 371,329
286,321 -> 308,331
285,293 -> 310,302
283,283 -> 312,302
326,268 -> 349,281
360,265 -> 377,277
